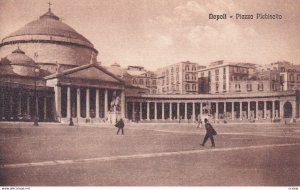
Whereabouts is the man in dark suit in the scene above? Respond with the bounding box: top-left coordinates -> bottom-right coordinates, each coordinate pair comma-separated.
115,118 -> 125,135
201,118 -> 217,147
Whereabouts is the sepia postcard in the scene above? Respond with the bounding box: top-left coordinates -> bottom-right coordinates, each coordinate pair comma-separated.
0,0 -> 299,189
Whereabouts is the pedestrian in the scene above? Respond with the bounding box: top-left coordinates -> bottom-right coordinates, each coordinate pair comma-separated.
115,118 -> 125,135
201,118 -> 217,147
196,118 -> 202,128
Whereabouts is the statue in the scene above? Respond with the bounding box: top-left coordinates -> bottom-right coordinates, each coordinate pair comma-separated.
110,95 -> 121,112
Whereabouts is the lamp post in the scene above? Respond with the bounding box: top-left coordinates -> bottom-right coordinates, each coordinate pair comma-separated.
33,67 -> 39,126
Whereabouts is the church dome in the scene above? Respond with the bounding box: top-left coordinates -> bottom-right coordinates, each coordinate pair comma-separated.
5,48 -> 35,66
0,48 -> 37,77
2,9 -> 93,48
0,8 -> 98,67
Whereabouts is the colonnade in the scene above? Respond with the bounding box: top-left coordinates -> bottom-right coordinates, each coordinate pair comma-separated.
127,99 -> 297,122
0,87 -> 53,121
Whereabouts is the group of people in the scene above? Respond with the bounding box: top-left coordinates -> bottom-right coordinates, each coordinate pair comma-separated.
114,117 -> 217,147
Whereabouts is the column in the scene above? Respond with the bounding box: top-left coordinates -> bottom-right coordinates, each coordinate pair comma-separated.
231,102 -> 234,120
147,102 -> 150,120
162,102 -> 165,120
154,102 -> 157,120
169,102 -> 172,120
67,86 -> 71,118
199,102 -> 202,119
139,102 -> 142,120
18,93 -> 22,115
239,101 -> 242,120
44,97 -> 47,120
177,102 -> 180,120
256,101 -> 259,120
95,89 -> 99,118
215,102 -> 219,120
104,89 -> 108,119
121,90 -> 125,118
9,95 -> 13,117
292,101 -> 296,119
184,103 -> 187,120
132,102 -> 135,120
76,88 -> 81,118
86,88 -> 90,118
279,101 -> 284,119
27,96 -> 30,116
263,101 -> 266,119
272,100 -> 275,119
248,101 -> 251,119
0,90 -> 3,118
192,102 -> 195,122
54,86 -> 61,121
224,102 -> 227,119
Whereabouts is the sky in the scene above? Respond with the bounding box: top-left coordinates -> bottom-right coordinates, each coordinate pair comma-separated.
0,0 -> 300,70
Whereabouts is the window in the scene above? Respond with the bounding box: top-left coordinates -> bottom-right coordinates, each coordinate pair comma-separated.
176,66 -> 179,72
152,80 -> 156,85
235,83 -> 241,92
297,74 -> 300,81
247,84 -> 252,91
185,65 -> 189,71
185,84 -> 190,90
223,67 -> 226,74
133,79 -> 137,84
185,74 -> 190,80
290,74 -> 294,81
272,83 -> 276,90
139,79 -> 144,85
171,67 -> 174,73
192,84 -> 196,90
216,75 -> 219,81
146,79 -> 150,86
216,83 -> 219,92
258,83 -> 264,91
223,83 -> 226,91
166,77 -> 169,85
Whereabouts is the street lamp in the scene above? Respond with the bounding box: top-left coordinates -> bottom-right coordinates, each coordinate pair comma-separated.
33,66 -> 40,126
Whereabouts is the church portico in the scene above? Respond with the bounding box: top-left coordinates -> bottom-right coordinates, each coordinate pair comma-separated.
45,63 -> 126,124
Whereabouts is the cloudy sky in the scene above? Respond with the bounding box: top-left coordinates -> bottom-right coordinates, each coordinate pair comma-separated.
0,0 -> 299,70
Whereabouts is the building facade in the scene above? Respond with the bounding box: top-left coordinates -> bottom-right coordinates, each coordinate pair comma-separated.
156,61 -> 200,94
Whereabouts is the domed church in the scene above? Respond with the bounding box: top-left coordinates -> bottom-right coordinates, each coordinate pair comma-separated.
0,5 -> 125,123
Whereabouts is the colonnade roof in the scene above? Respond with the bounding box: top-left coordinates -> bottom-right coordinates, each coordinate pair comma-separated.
127,91 -> 298,100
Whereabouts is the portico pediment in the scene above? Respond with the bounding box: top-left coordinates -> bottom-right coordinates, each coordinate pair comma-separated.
45,63 -> 124,85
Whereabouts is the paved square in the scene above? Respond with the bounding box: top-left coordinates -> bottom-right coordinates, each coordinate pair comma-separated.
0,122 -> 299,186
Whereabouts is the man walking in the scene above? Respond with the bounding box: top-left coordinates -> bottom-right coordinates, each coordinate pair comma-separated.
201,118 -> 217,147
115,118 -> 125,135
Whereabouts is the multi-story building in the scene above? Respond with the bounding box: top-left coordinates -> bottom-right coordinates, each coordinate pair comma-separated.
156,61 -> 200,94
127,66 -> 157,94
198,60 -> 256,94
256,61 -> 300,91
